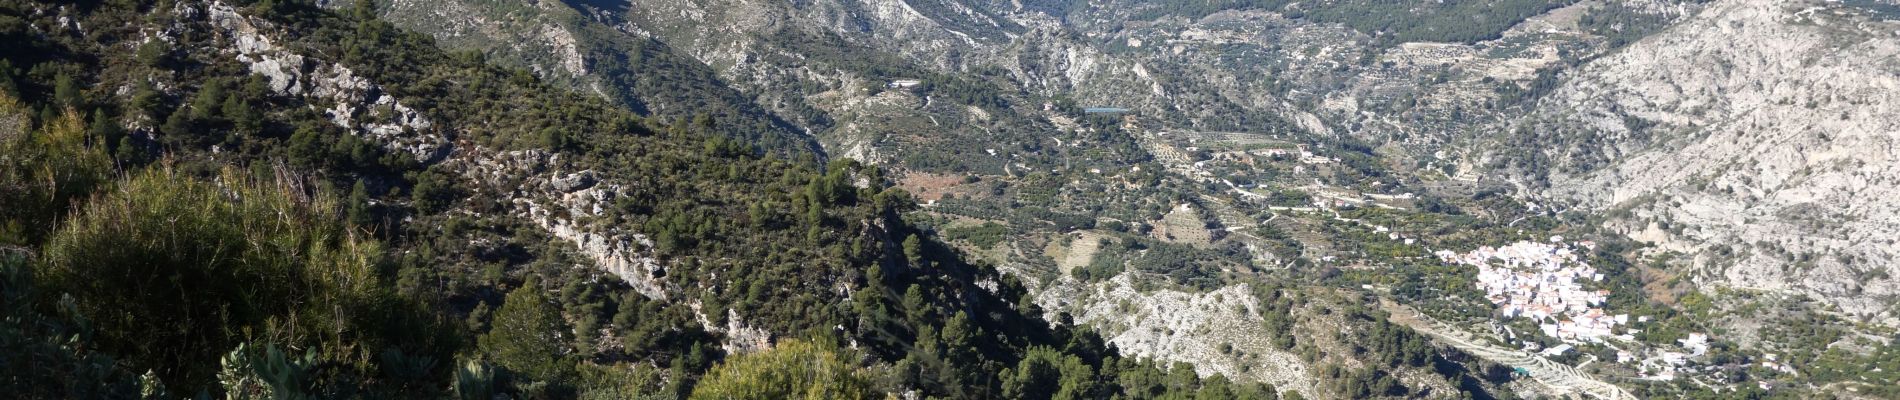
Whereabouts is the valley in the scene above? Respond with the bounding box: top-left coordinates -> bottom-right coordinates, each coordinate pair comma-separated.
2,0 -> 1897,398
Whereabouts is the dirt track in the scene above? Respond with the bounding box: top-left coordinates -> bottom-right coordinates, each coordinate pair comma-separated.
1382,301 -> 1636,400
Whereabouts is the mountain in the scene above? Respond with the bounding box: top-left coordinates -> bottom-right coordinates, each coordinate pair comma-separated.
0,0 -> 1499,399
1495,0 -> 1900,324
0,0 -> 1130,396
7,0 -> 1900,398
348,0 -> 1900,397
373,0 -> 823,155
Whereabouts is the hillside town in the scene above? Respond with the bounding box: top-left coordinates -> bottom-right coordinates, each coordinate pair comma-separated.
1436,238 -> 1628,343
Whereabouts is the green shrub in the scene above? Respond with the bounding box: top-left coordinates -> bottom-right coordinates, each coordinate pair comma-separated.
39,167 -> 387,391
689,339 -> 880,400
478,280 -> 574,388
0,99 -> 112,246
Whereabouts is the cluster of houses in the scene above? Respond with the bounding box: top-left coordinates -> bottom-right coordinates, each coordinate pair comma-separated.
1436,238 -> 1628,343
1248,145 -> 1338,165
1433,239 -> 1781,384
1631,333 -> 1710,381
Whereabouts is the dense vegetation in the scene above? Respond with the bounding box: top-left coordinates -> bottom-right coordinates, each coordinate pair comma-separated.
577,30 -> 819,156
1578,2 -> 1686,48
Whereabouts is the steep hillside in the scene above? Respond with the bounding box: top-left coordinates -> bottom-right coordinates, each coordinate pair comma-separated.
370,0 -> 822,155
341,1 -> 1862,398
0,0 -> 1297,397
1499,0 -> 1900,324
19,0 -> 1900,398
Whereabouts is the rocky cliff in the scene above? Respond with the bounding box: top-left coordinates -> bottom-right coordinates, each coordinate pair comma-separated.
209,1 -> 448,161
1503,0 -> 1900,323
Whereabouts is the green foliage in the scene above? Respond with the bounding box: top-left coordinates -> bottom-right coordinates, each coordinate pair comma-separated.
452,359 -> 495,400
159,107 -> 192,138
1362,316 -> 1435,368
1579,2 -> 1679,48
218,342 -> 318,400
346,179 -> 375,227
129,80 -> 161,120
0,254 -> 147,400
479,280 -> 575,387
190,78 -> 227,121
0,100 -> 114,246
1073,238 -> 1233,290
37,167 -> 419,391
285,121 -> 395,174
53,71 -> 80,109
0,2 -> 1449,399
1001,347 -> 1102,400
0,59 -> 17,98
688,339 -> 880,400
540,127 -> 576,151
136,40 -> 171,68
902,234 -> 926,266
86,109 -> 121,151
410,167 -> 465,214
1255,284 -> 1298,350
941,222 -> 1010,249
223,92 -> 262,135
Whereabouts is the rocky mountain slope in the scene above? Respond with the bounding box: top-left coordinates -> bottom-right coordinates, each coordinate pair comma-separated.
369,0 -> 823,155
128,0 -> 1900,397
1498,0 -> 1900,324
6,1 -> 1298,397
351,0 -> 1900,392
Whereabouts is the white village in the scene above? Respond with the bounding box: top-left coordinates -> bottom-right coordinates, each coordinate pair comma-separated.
1437,238 -> 1626,344
1434,238 -> 1760,383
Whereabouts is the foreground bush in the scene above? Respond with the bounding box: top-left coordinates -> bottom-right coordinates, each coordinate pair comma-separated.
38,166 -> 413,391
689,339 -> 881,400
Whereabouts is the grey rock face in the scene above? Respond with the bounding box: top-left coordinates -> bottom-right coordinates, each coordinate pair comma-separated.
1028,273 -> 1317,395
1510,0 -> 1900,323
549,171 -> 599,193
462,150 -> 672,301
202,0 -> 674,304
207,1 -> 448,163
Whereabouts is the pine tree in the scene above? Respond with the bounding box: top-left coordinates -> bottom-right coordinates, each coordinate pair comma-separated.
346,180 -> 373,228
160,108 -> 192,138
223,95 -> 261,135
115,135 -> 144,164
478,281 -> 573,385
854,265 -> 891,329
53,71 -> 81,109
287,124 -> 327,169
411,169 -> 461,214
941,310 -> 978,385
191,79 -> 227,121
1002,350 -> 1061,400
88,110 -> 122,150
538,127 -> 570,150
136,40 -> 169,68
902,284 -> 931,327
747,202 -> 768,227
130,80 -> 161,120
903,234 -> 925,264
0,59 -> 16,98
